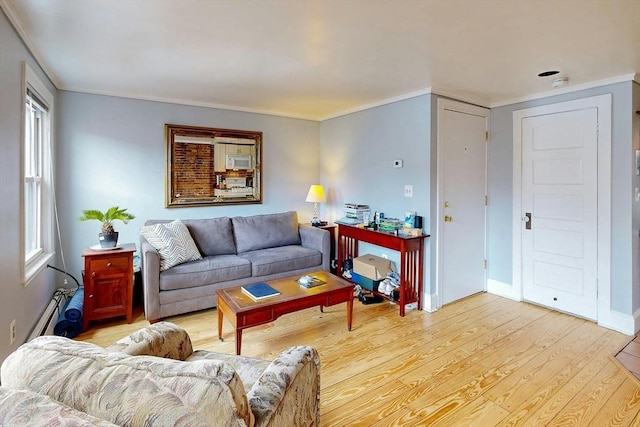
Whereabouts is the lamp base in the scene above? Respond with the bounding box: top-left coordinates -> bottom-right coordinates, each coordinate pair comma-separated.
311,219 -> 327,227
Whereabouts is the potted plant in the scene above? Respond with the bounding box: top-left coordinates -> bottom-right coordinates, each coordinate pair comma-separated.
78,206 -> 135,248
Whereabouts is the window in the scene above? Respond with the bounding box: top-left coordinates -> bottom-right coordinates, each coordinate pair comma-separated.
22,63 -> 54,285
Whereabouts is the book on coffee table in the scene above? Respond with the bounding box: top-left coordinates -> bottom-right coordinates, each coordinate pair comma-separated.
241,283 -> 280,301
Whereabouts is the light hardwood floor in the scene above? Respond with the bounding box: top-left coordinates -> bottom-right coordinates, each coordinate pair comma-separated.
76,292 -> 640,426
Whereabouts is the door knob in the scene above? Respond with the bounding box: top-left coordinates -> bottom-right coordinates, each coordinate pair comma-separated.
444,215 -> 453,222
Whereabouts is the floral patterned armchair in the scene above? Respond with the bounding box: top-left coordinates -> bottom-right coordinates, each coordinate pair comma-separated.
1,322 -> 320,427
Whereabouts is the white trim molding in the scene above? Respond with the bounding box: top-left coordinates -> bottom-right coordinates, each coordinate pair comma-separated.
0,0 -> 61,88
487,279 -> 521,302
512,94 -> 613,330
492,74 -> 636,108
421,291 -> 438,313
598,308 -> 638,336
435,99 -> 490,309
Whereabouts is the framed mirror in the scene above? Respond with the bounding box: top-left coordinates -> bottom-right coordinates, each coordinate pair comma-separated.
165,124 -> 262,207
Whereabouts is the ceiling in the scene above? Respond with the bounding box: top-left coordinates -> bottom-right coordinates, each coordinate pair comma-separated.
3,0 -> 639,121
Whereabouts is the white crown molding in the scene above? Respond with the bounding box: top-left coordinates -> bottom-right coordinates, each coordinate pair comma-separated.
429,89 -> 491,109
490,73 -> 638,108
0,0 -> 62,89
318,88 -> 434,121
60,87 -> 320,122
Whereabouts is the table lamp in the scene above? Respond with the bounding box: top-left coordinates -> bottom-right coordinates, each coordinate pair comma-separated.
305,184 -> 326,226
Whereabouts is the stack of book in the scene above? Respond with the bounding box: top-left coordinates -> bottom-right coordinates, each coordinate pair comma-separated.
335,203 -> 370,225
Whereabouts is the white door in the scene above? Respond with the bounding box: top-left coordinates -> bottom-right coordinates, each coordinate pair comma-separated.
438,100 -> 489,306
521,108 -> 598,320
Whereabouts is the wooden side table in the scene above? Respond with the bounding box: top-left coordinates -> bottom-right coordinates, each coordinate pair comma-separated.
82,243 -> 136,331
337,224 -> 428,316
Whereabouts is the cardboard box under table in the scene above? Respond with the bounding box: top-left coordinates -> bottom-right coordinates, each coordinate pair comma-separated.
352,254 -> 395,291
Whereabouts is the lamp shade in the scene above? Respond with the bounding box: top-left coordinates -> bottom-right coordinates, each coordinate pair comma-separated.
305,185 -> 326,203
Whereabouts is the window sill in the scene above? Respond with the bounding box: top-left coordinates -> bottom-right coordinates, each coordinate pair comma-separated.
23,252 -> 54,287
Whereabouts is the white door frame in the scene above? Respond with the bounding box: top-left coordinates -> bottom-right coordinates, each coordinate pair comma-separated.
512,94 -> 613,326
436,98 -> 489,309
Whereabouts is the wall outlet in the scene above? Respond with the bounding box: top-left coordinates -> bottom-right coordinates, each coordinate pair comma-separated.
404,184 -> 413,197
9,319 -> 16,345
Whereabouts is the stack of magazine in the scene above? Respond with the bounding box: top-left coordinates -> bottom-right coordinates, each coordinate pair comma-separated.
335,203 -> 370,225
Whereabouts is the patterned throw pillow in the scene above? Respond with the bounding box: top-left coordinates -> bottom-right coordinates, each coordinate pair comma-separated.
140,219 -> 202,271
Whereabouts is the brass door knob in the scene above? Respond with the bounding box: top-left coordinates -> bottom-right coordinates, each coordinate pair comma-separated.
444,215 -> 453,222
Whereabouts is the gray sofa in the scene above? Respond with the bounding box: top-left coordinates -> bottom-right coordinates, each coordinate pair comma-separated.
141,211 -> 330,322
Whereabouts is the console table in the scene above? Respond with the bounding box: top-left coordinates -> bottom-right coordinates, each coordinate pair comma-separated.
337,224 -> 429,316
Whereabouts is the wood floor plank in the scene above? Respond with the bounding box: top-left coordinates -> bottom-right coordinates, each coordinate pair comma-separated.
74,293 -> 640,426
588,377 -> 640,426
324,310 -> 578,426
410,396 -> 510,427
321,296 -> 545,414
495,328 -> 631,427
548,359 -> 625,425
483,319 -> 607,410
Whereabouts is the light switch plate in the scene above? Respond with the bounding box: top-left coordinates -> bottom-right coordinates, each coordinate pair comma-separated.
394,159 -> 403,168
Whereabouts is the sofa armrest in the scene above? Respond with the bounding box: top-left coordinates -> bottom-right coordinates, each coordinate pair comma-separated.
247,345 -> 320,427
140,236 -> 162,321
299,225 -> 330,271
105,322 -> 194,361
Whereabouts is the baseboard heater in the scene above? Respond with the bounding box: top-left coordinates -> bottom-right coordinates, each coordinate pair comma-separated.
27,288 -> 73,342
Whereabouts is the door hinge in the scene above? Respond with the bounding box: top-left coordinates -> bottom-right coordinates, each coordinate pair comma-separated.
484,195 -> 488,206
483,259 -> 487,269
485,131 -> 489,142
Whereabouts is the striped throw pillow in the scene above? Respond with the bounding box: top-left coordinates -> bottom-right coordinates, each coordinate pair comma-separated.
140,219 -> 202,271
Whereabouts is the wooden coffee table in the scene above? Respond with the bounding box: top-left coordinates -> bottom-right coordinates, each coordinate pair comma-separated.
216,271 -> 354,355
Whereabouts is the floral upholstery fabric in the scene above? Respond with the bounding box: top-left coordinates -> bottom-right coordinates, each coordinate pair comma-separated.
0,387 -> 118,427
188,350 -> 272,392
247,346 -> 320,427
0,322 -> 320,427
2,336 -> 253,427
188,346 -> 321,427
106,321 -> 193,360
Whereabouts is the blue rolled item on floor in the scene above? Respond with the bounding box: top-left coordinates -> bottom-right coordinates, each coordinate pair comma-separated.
64,288 -> 84,321
54,289 -> 83,339
53,317 -> 82,338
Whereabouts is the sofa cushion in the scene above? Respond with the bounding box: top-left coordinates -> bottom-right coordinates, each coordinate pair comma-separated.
188,351 -> 271,395
140,219 -> 202,271
0,387 -> 119,427
1,336 -> 253,427
159,254 -> 252,291
238,245 -> 322,276
232,211 -> 301,253
183,217 -> 237,256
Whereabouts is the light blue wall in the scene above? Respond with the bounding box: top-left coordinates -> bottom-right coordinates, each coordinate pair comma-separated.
319,95 -> 433,293
488,82 -> 636,314
0,9 -> 58,362
56,91 -> 321,280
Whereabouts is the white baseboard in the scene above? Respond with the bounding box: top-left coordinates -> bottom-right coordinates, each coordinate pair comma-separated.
422,292 -> 437,312
487,278 -> 521,301
597,307 -> 639,336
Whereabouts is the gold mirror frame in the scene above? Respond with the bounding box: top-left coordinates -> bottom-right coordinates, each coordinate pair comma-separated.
165,124 -> 262,207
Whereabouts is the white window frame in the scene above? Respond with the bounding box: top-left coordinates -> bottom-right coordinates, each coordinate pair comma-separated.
21,62 -> 54,286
